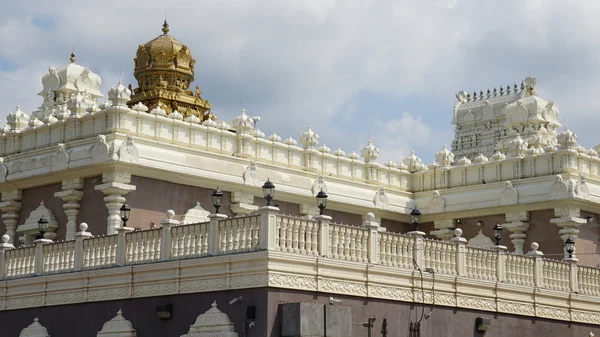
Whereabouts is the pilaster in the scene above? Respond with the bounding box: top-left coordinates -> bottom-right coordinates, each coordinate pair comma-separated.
504,211 -> 530,254
230,191 -> 258,216
431,219 -> 455,240
54,178 -> 84,240
95,171 -> 136,235
299,204 -> 320,219
0,189 -> 22,244
550,206 -> 587,260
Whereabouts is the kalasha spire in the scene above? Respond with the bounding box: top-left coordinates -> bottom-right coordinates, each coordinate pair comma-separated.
70,49 -> 76,63
162,19 -> 169,35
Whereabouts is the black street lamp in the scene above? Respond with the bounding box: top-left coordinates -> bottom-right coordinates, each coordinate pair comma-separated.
493,223 -> 503,246
120,203 -> 131,227
37,217 -> 49,239
410,207 -> 422,232
565,236 -> 575,259
212,187 -> 223,214
262,179 -> 275,206
316,189 -> 328,215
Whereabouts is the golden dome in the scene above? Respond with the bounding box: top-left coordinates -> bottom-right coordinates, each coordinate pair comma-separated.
129,20 -> 213,120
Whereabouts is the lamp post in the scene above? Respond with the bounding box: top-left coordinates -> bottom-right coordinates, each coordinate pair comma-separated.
565,236 -> 575,259
410,207 -> 422,232
493,223 -> 503,246
316,189 -> 328,215
212,187 -> 223,214
120,203 -> 131,227
37,217 -> 49,240
262,179 -> 275,206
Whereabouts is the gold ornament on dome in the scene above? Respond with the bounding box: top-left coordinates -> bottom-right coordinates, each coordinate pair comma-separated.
128,20 -> 215,121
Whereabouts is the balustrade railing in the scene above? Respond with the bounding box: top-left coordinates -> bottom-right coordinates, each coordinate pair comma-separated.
83,235 -> 118,269
379,232 -> 413,268
0,207 -> 593,297
171,221 -> 210,259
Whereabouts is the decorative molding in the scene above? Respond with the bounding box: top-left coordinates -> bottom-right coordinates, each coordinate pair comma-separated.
311,174 -> 328,196
52,143 -> 69,172
549,175 -> 569,200
499,181 -> 518,205
373,187 -> 388,209
428,190 -> 445,213
242,162 -> 260,186
91,135 -> 110,164
117,135 -> 139,164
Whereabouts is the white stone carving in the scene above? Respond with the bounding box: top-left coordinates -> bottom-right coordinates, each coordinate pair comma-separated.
467,224 -> 495,249
181,301 -> 238,337
549,175 -> 568,200
19,318 -> 50,337
7,105 -> 30,131
403,150 -> 425,172
268,133 -> 281,142
0,157 -> 7,182
361,140 -> 379,162
435,145 -> 454,167
91,135 -> 110,164
52,143 -> 69,172
299,126 -> 319,149
182,201 -> 211,224
428,190 -> 445,213
243,162 -> 260,186
16,200 -> 58,243
117,135 -> 139,164
456,156 -> 471,165
499,181 -> 518,205
108,82 -> 131,107
311,174 -> 328,196
97,310 -> 137,337
473,153 -> 489,163
557,127 -> 577,149
231,108 -> 255,134
373,187 -> 388,209
575,176 -> 589,199
169,110 -> 184,120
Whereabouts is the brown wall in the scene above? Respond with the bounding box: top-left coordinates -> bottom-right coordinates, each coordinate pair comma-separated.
124,176 -> 237,230
18,183 -> 67,242
267,288 -> 598,337
78,176 -> 109,235
0,288 -> 269,337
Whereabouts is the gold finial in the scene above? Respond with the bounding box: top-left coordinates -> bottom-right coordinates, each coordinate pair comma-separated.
162,19 -> 170,34
70,50 -> 76,63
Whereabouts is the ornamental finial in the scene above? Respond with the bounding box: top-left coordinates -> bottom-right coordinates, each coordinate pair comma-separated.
70,48 -> 76,63
162,19 -> 170,34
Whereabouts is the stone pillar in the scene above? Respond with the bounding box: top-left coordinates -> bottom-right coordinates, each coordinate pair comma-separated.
504,211 -> 530,254
431,219 -> 455,240
550,206 -> 586,260
313,214 -> 332,257
526,242 -> 544,288
362,212 -> 380,264
0,234 -> 15,279
161,210 -> 180,261
408,228 -> 426,268
257,206 -> 279,250
34,238 -> 52,275
0,190 -> 22,244
450,228 -> 467,275
95,172 -> 136,235
208,213 -> 228,255
230,191 -> 258,216
54,178 -> 84,240
74,223 -> 93,271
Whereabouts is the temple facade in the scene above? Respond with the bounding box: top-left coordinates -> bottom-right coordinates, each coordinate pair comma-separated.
0,22 -> 599,337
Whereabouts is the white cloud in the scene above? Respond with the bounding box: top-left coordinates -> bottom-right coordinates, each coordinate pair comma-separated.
1,1 -> 600,164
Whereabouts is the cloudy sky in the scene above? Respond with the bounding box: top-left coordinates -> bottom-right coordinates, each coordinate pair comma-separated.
1,0 -> 599,164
